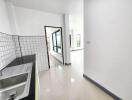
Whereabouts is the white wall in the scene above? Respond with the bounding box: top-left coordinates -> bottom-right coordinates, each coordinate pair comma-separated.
84,0 -> 132,100
68,0 -> 84,50
5,1 -> 19,35
14,6 -> 63,36
0,0 -> 11,34
63,14 -> 71,64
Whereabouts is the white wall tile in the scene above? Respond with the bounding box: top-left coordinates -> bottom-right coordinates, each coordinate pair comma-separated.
0,32 -> 16,71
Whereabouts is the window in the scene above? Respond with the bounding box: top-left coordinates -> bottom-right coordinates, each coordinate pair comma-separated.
52,30 -> 62,54
76,34 -> 81,47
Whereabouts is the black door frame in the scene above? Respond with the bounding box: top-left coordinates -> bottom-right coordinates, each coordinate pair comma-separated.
44,26 -> 64,69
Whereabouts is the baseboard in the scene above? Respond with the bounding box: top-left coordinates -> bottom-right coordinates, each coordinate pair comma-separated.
71,49 -> 83,51
83,74 -> 122,100
65,63 -> 71,65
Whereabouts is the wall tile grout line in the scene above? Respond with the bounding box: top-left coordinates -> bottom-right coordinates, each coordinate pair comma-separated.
0,32 -> 46,72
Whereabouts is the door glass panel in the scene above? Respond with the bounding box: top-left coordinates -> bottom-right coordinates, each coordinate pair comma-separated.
76,34 -> 81,47
52,29 -> 62,54
56,32 -> 61,47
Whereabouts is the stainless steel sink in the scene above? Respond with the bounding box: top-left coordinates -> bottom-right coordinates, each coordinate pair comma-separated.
0,63 -> 32,100
0,73 -> 28,90
0,73 -> 28,100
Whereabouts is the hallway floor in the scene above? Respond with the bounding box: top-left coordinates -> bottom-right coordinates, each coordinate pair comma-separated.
49,54 -> 61,68
39,50 -> 114,100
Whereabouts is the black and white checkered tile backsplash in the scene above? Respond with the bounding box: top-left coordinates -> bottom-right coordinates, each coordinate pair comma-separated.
18,36 -> 47,71
0,32 -> 16,70
0,33 -> 46,71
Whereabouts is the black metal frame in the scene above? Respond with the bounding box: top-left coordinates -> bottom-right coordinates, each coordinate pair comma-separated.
44,26 -> 64,69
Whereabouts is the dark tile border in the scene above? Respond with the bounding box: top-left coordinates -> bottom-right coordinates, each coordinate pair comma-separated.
83,74 -> 122,100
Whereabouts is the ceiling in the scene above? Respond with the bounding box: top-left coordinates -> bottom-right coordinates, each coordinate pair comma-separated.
10,0 -> 79,14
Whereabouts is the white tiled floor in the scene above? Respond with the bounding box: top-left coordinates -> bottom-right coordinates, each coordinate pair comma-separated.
39,50 -> 114,100
49,54 -> 61,68
71,50 -> 84,74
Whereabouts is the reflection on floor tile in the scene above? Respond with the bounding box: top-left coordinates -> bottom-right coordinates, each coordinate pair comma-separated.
39,50 -> 114,100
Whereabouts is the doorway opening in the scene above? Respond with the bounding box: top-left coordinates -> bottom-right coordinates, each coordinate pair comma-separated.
70,29 -> 84,74
44,26 -> 64,69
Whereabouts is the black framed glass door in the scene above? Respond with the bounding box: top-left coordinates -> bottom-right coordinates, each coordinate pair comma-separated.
52,29 -> 62,54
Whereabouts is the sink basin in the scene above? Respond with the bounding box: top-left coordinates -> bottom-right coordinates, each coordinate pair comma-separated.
0,63 -> 32,100
0,73 -> 28,100
0,73 -> 28,90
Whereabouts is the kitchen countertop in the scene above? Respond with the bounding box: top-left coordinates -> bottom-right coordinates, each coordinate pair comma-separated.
4,55 -> 36,100
6,55 -> 36,68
